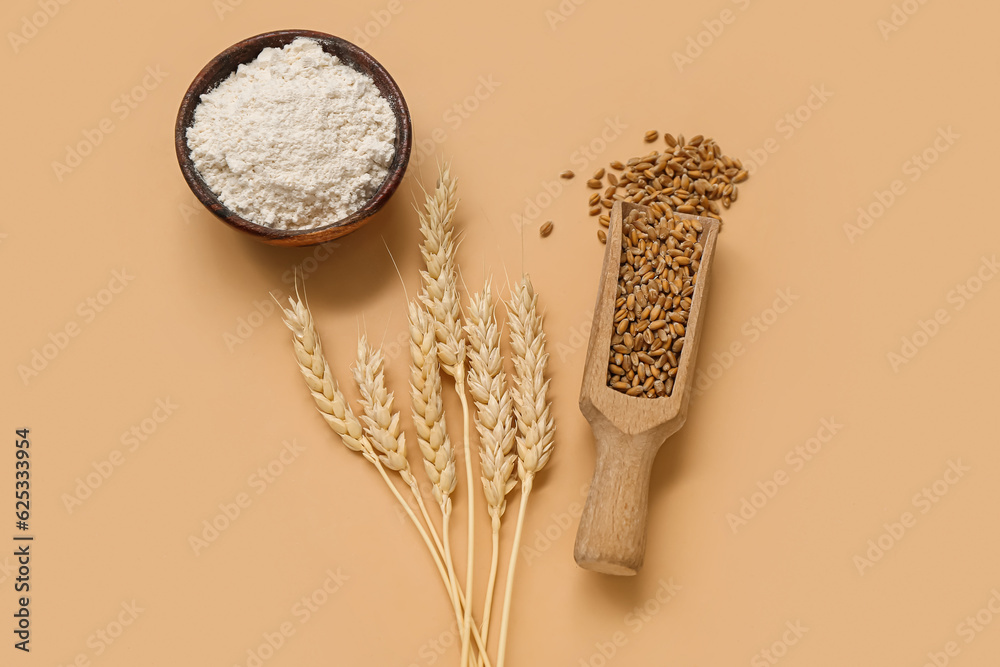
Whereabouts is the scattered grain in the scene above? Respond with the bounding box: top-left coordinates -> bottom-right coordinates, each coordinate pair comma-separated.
587,131 -> 748,239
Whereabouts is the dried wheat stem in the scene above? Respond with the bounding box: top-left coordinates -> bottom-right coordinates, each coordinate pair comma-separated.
279,282 -> 492,667
495,474 -> 532,667
466,282 -> 516,659
496,276 -> 555,667
456,380 -> 474,667
417,164 -> 464,379
481,529 -> 500,667
379,464 -> 492,667
409,300 -> 461,614
418,164 -> 476,667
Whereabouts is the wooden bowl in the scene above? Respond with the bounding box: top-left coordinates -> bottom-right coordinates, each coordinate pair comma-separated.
174,29 -> 412,247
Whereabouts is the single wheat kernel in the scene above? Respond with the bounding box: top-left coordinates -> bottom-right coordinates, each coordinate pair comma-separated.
539,221 -> 554,237
560,170 -> 575,179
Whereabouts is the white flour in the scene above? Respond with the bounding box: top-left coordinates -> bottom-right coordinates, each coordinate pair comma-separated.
186,37 -> 396,230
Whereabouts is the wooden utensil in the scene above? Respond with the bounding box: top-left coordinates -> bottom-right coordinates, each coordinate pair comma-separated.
574,201 -> 720,575
175,29 -> 412,247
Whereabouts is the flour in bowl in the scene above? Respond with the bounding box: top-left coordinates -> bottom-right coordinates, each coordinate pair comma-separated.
186,37 -> 397,230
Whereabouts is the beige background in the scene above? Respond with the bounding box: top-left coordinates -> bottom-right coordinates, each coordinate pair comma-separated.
3,0 -> 1000,665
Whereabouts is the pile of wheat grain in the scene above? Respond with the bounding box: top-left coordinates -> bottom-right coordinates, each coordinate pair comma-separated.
584,132 -> 748,243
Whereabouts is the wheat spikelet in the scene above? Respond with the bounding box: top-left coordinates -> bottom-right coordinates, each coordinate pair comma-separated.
466,282 -> 517,524
507,275 -> 554,482
353,336 -> 413,486
278,290 -> 375,464
417,164 -> 465,378
408,300 -> 457,512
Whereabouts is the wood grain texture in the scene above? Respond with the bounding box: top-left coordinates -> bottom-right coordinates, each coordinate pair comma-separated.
574,201 -> 720,575
174,29 -> 412,247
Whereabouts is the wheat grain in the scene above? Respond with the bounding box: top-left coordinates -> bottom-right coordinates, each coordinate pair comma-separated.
589,133 -> 746,237
607,209 -> 702,398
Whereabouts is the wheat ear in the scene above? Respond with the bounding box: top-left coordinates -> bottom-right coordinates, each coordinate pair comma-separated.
408,299 -> 461,614
466,280 -> 516,660
355,327 -> 492,667
277,288 -> 457,625
496,275 -> 554,667
280,285 -> 496,666
419,163 -> 476,667
352,336 -> 451,555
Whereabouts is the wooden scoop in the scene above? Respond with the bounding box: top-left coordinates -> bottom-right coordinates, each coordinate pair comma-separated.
574,201 -> 720,575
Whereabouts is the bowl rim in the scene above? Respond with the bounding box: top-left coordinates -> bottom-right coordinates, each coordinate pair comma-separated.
174,29 -> 412,246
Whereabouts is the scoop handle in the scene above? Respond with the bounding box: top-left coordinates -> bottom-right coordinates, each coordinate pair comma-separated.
574,431 -> 658,576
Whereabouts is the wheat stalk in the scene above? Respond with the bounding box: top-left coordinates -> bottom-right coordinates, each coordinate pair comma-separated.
496,275 -> 554,667
466,281 -> 516,660
279,285 -> 492,667
409,299 -> 461,615
279,289 -> 452,606
419,164 -> 477,667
